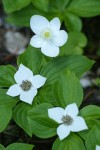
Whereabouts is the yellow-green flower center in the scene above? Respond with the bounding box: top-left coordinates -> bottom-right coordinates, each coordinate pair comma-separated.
44,31 -> 50,38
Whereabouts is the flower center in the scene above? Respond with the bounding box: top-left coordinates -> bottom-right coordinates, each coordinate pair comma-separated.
20,80 -> 32,91
44,31 -> 50,38
41,28 -> 52,39
61,115 -> 73,125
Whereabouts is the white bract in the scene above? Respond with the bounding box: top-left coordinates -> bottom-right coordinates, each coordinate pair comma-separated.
96,145 -> 100,150
30,15 -> 68,57
48,103 -> 88,140
6,64 -> 46,104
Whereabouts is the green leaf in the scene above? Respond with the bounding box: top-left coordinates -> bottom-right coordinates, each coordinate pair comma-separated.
29,103 -> 53,116
13,103 -> 32,136
32,0 -> 49,12
61,32 -> 87,55
67,0 -> 100,17
0,65 -> 16,87
28,103 -> 58,138
40,68 -> 83,107
29,115 -> 57,138
0,144 -> 5,150
52,133 -> 86,150
6,5 -> 44,26
64,12 -> 82,31
85,126 -> 100,150
37,84 -> 56,105
78,119 -> 100,140
41,55 -> 94,83
17,45 -> 44,74
86,119 -> 100,129
55,0 -> 70,10
78,130 -> 90,141
0,89 -> 18,108
0,105 -> 12,132
30,115 -> 57,128
80,105 -> 100,119
2,0 -> 31,13
14,103 -> 57,138
53,69 -> 83,107
47,0 -> 58,11
6,143 -> 34,150
0,89 -> 18,133
38,55 -> 93,106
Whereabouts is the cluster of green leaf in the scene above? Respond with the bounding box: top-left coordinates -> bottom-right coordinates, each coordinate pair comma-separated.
2,0 -> 100,31
2,0 -> 100,56
0,143 -> 34,150
0,45 -> 100,149
0,0 -> 100,149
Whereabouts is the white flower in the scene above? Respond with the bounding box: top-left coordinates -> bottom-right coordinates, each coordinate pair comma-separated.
96,145 -> 100,150
6,64 -> 46,104
30,15 -> 68,57
48,103 -> 88,140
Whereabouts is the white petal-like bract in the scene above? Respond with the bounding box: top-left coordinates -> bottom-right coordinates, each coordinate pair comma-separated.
6,84 -> 22,96
41,42 -> 59,57
30,35 -> 44,48
31,75 -> 47,88
64,103 -> 79,118
48,107 -> 64,123
70,116 -> 88,132
50,17 -> 61,31
20,88 -> 37,104
30,15 -> 50,35
14,64 -> 33,84
96,145 -> 100,150
53,30 -> 68,47
57,124 -> 70,140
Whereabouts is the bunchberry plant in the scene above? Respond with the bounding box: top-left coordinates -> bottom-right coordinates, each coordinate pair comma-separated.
48,103 -> 88,140
0,12 -> 100,150
30,15 -> 68,57
7,64 -> 46,104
